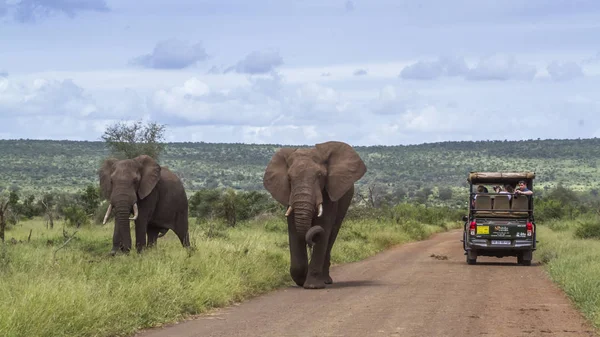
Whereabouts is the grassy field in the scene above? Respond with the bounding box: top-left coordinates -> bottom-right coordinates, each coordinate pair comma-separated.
0,206 -> 462,337
536,215 -> 600,329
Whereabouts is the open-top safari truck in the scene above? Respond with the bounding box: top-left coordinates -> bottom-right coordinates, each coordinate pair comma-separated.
462,171 -> 537,265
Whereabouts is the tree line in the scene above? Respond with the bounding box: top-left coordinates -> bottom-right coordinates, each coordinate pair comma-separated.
2,119 -> 600,241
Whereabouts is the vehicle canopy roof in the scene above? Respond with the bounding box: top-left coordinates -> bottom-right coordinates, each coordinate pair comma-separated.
467,171 -> 535,185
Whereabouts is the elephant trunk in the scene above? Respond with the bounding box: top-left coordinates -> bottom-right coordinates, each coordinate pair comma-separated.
112,203 -> 134,254
292,201 -> 323,248
305,226 -> 324,247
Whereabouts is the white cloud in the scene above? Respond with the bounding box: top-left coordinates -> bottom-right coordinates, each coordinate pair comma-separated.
3,0 -> 109,22
466,55 -> 537,81
1,61 -> 600,145
130,39 -> 209,70
345,0 -> 355,12
150,76 -> 282,126
225,50 -> 284,74
547,61 -> 584,81
400,55 -> 538,81
0,77 -> 98,117
400,60 -> 445,80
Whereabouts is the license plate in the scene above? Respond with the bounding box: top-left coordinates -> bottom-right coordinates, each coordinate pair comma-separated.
476,226 -> 489,234
491,240 -> 511,245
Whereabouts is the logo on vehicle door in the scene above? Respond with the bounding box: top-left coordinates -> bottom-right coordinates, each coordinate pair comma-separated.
494,226 -> 509,231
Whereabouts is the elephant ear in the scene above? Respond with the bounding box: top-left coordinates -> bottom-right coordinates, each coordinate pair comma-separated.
134,155 -> 161,200
99,158 -> 118,200
316,141 -> 367,202
263,148 -> 295,206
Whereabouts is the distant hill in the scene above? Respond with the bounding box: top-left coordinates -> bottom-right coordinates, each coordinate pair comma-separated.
1,138 -> 599,195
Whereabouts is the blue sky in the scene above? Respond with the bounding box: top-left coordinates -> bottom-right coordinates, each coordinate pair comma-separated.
1,0 -> 600,145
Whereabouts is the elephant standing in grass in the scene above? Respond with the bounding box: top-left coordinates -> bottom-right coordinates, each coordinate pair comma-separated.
99,155 -> 190,255
263,141 -> 367,289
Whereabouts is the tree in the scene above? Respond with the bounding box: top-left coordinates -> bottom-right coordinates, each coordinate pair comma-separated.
438,187 -> 453,201
219,189 -> 237,227
79,185 -> 100,216
38,193 -> 57,229
0,195 -> 9,243
101,120 -> 167,160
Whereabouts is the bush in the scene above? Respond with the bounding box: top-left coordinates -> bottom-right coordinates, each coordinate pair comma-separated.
543,218 -> 572,232
573,217 -> 600,239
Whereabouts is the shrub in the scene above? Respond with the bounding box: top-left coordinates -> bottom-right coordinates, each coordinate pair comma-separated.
543,218 -> 571,232
573,217 -> 600,239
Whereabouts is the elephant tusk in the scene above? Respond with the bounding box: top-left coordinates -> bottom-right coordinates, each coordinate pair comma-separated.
317,204 -> 323,217
129,203 -> 139,221
285,206 -> 293,217
103,204 -> 112,225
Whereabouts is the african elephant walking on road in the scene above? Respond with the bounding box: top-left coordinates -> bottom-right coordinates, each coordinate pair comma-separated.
99,155 -> 190,255
263,141 -> 367,289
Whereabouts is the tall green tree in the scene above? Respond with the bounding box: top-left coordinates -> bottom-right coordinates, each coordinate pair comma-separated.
101,120 -> 167,160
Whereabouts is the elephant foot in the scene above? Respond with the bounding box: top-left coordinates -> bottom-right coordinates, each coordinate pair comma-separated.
303,275 -> 326,289
109,249 -> 117,256
293,278 -> 306,287
303,280 -> 326,289
324,275 -> 333,284
290,266 -> 307,287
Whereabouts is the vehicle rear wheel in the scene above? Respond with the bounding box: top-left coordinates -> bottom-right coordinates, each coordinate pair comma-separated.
466,250 -> 477,265
518,251 -> 532,266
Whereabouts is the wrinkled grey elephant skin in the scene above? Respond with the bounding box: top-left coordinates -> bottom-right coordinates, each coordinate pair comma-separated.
99,155 -> 190,255
263,141 -> 367,289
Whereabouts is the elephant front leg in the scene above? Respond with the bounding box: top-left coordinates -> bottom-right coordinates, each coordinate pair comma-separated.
304,235 -> 330,289
304,220 -> 333,289
111,226 -> 121,256
323,223 -> 341,284
287,216 -> 308,287
323,212 -> 347,284
134,218 -> 150,253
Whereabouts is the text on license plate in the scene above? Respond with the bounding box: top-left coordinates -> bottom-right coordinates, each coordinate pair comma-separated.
491,240 -> 511,245
476,226 -> 489,234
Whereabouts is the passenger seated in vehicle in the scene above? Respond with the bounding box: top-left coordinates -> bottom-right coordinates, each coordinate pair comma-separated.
515,180 -> 533,196
499,184 -> 514,200
472,185 -> 488,207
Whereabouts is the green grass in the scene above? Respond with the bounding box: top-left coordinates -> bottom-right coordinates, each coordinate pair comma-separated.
0,214 -> 461,337
537,215 -> 600,328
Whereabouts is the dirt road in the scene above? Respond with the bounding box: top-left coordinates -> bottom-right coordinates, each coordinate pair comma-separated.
136,230 -> 598,337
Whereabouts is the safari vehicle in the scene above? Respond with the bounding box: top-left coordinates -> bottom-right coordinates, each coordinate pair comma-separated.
462,172 -> 537,266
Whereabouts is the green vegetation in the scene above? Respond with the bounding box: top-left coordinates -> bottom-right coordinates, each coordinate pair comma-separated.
537,216 -> 600,329
2,138 -> 600,202
528,186 -> 600,330
0,204 -> 461,337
